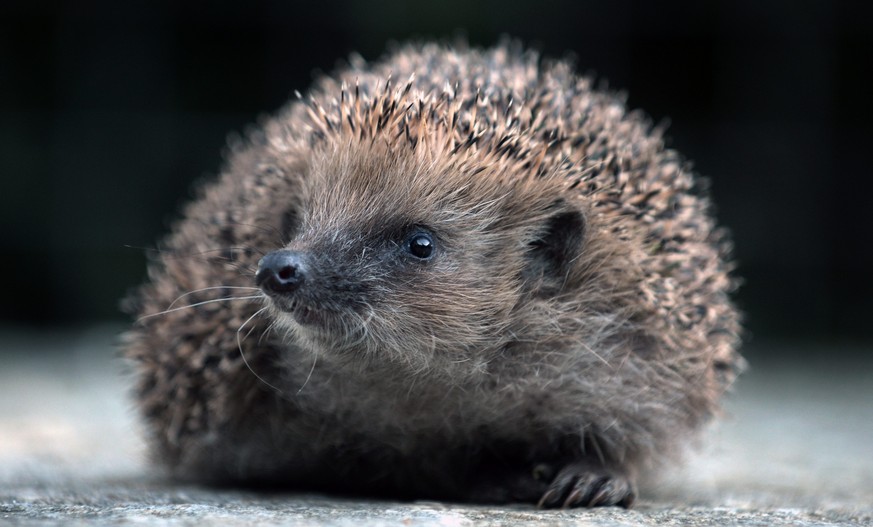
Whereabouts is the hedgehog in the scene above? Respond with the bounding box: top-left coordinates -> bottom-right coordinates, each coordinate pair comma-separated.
124,41 -> 742,508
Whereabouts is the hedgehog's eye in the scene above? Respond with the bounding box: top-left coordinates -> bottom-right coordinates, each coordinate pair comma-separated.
406,232 -> 435,259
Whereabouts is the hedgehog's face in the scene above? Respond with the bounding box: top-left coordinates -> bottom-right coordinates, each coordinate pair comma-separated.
257,141 -> 588,377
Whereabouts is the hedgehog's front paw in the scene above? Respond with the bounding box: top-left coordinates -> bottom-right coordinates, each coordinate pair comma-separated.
537,460 -> 636,509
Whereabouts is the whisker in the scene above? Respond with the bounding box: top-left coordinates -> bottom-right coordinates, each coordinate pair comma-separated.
124,244 -> 261,277
258,320 -> 279,346
297,350 -> 318,396
217,262 -> 259,275
124,244 -> 267,260
137,295 -> 264,322
166,286 -> 262,310
237,306 -> 285,396
241,314 -> 262,342
199,219 -> 286,245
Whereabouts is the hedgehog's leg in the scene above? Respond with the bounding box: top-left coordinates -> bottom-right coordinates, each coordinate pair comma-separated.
462,447 -> 636,508
536,458 -> 636,509
461,461 -> 552,504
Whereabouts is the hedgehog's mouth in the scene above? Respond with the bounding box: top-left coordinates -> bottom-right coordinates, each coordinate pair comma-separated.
292,304 -> 324,327
270,298 -> 326,328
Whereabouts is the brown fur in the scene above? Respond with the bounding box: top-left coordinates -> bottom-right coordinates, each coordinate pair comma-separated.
124,41 -> 742,508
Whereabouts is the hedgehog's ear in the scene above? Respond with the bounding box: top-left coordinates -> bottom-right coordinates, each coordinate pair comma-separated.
281,207 -> 301,241
525,201 -> 586,295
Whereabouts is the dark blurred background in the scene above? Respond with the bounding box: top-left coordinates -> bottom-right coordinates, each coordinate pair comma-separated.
2,0 -> 871,351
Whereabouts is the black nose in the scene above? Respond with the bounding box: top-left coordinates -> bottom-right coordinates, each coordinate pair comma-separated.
256,250 -> 306,295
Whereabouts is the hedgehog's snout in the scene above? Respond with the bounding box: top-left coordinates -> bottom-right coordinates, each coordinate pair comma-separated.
256,250 -> 307,297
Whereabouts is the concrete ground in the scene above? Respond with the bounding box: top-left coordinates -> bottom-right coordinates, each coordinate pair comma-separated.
1,327 -> 871,526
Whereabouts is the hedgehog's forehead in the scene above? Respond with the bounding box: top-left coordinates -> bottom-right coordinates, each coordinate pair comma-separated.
303,141 -> 532,234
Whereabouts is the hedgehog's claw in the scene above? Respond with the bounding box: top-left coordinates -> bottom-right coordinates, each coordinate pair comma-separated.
537,461 -> 636,509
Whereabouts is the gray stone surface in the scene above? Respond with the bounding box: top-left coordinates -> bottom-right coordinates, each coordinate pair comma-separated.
1,327 -> 872,526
